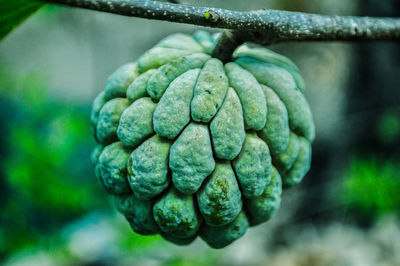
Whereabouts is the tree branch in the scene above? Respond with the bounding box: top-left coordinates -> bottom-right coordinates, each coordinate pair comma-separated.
43,0 -> 400,44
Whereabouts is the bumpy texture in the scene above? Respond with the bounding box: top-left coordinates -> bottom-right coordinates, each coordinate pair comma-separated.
91,31 -> 315,249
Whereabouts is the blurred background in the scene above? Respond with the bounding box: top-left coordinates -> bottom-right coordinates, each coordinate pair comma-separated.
0,0 -> 399,265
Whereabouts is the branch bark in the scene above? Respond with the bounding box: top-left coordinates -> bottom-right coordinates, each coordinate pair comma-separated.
43,0 -> 400,44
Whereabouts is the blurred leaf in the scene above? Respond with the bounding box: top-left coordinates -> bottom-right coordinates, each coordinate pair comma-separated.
117,225 -> 162,250
340,156 -> 400,219
0,0 -> 45,40
0,69 -> 104,256
164,253 -> 220,266
376,111 -> 400,145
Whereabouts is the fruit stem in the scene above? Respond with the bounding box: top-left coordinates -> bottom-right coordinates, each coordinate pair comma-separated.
211,30 -> 244,63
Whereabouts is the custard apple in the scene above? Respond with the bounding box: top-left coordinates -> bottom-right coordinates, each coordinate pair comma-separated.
90,31 -> 315,249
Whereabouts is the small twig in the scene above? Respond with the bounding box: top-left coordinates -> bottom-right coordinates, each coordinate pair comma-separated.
44,0 -> 400,44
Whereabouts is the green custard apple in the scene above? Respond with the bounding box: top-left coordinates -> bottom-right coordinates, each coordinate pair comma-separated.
90,31 -> 315,249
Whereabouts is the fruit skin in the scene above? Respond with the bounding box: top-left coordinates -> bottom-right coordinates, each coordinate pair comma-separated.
153,68 -> 200,139
191,58 -> 229,123
169,122 -> 215,194
90,30 -> 315,248
209,87 -> 245,160
117,97 -> 156,148
259,85 -> 290,155
95,142 -> 131,195
232,132 -> 272,199
96,98 -> 130,144
127,135 -> 171,200
153,187 -> 203,240
197,161 -> 242,227
225,62 -> 267,131
200,211 -> 249,249
245,166 -> 282,226
114,194 -> 159,235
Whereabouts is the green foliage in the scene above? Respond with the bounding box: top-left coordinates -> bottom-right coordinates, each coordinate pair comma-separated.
376,111 -> 400,145
117,226 -> 162,250
0,69 -> 103,256
164,253 -> 220,266
0,0 -> 45,40
341,156 -> 400,219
